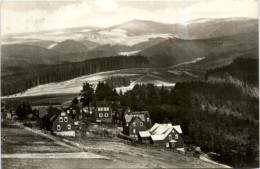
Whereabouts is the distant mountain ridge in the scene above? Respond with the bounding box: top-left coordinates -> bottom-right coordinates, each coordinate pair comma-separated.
1,17 -> 258,79
51,40 -> 89,54
140,31 -> 258,68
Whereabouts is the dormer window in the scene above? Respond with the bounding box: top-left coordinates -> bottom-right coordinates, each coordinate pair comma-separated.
169,134 -> 172,140
147,118 -> 150,122
175,134 -> 178,139
133,122 -> 136,127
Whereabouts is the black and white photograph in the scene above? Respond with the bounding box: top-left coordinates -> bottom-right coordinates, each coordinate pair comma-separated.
1,0 -> 259,168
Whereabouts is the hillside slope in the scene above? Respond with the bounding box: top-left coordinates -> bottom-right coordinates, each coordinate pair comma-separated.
51,40 -> 89,54
141,31 -> 258,68
172,58 -> 259,167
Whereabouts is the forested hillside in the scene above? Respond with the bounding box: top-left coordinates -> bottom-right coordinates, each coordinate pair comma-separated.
140,31 -> 258,68
119,58 -> 259,168
1,55 -> 149,96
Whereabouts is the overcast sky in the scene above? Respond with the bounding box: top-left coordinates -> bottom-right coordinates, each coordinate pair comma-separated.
1,0 -> 258,35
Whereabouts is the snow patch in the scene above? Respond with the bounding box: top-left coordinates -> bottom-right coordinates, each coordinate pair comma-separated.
48,43 -> 57,49
169,57 -> 205,68
118,50 -> 141,56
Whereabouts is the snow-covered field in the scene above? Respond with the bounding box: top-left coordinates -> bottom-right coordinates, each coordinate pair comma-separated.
3,69 -> 142,98
3,68 -> 183,98
169,57 -> 205,68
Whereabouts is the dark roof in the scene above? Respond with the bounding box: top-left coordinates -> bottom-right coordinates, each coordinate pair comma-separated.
133,111 -> 150,117
122,106 -> 131,113
45,107 -> 62,122
65,104 -> 81,111
95,101 -> 111,107
128,116 -> 148,127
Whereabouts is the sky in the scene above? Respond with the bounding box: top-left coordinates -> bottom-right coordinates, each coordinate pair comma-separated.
1,0 -> 258,35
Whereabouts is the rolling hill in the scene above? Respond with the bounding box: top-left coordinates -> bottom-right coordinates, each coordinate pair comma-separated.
182,18 -> 258,39
105,19 -> 180,36
50,40 -> 89,54
140,31 -> 258,68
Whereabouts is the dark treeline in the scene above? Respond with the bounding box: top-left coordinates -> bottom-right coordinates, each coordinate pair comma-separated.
117,58 -> 259,168
206,58 -> 259,86
79,79 -> 259,167
120,84 -> 258,167
78,58 -> 259,167
105,76 -> 131,89
2,55 -> 149,96
79,81 -> 120,107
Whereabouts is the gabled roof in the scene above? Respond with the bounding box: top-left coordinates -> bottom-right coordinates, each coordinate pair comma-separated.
139,123 -> 183,141
133,111 -> 150,117
125,114 -> 146,123
172,125 -> 182,134
139,131 -> 151,137
96,101 -> 111,107
45,107 -> 62,122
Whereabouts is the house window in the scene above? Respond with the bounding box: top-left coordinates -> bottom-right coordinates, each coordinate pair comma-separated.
147,118 -> 150,122
68,124 -> 71,130
128,109 -> 130,112
172,143 -> 175,147
64,117 -> 68,122
133,129 -> 136,133
117,120 -> 119,123
175,134 -> 178,139
57,125 -> 61,130
117,114 -> 119,117
100,107 -> 104,111
166,143 -> 170,148
104,113 -> 108,117
133,122 -> 136,127
59,117 -> 63,122
67,110 -> 70,114
140,122 -> 143,126
73,110 -> 76,114
99,113 -> 103,117
169,134 -> 172,140
106,107 -> 109,111
172,130 -> 175,133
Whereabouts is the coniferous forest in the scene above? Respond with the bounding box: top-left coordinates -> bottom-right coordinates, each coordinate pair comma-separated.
1,55 -> 149,96
79,58 -> 259,168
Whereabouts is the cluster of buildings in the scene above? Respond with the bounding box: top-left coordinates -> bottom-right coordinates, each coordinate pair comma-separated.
2,99 -> 184,150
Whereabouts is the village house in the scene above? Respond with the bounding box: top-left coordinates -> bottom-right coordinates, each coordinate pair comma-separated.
42,107 -> 75,136
138,123 -> 184,150
64,104 -> 87,131
32,103 -> 62,119
95,101 -> 112,123
114,106 -> 132,125
2,100 -> 21,121
82,105 -> 95,116
122,112 -> 152,139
